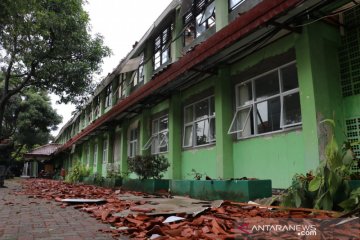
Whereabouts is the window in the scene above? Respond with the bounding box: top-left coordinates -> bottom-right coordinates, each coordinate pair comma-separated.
229,0 -> 246,11
103,139 -> 108,164
132,54 -> 144,88
87,108 -> 91,124
93,143 -> 98,169
143,115 -> 169,154
117,73 -> 126,100
93,97 -> 100,120
183,0 -> 215,46
154,26 -> 172,70
128,127 -> 138,158
104,84 -> 112,108
183,96 -> 215,147
229,62 -> 302,138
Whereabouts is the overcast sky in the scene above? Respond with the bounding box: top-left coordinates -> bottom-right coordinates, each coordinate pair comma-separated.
51,0 -> 173,136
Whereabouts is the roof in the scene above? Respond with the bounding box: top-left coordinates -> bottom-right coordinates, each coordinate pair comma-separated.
24,143 -> 62,160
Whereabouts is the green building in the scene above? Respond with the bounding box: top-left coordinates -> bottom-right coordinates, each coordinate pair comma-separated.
53,0 -> 360,188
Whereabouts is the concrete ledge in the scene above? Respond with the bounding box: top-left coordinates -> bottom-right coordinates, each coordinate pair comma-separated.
170,179 -> 272,202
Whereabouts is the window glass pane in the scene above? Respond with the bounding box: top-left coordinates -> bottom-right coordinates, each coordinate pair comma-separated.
162,49 -> 169,64
256,97 -> 281,134
152,120 -> 159,134
281,64 -> 299,91
199,1 -> 215,24
196,14 -> 206,37
195,99 -> 209,120
209,118 -> 215,141
210,97 -> 215,116
184,23 -> 196,46
195,119 -> 209,145
184,106 -> 193,123
230,107 -> 251,133
238,82 -> 253,106
283,92 -> 302,125
184,125 -> 193,146
230,0 -> 245,9
239,108 -> 254,138
151,137 -> 158,154
255,71 -> 279,101
159,117 -> 168,131
154,51 -> 161,69
159,132 -> 168,152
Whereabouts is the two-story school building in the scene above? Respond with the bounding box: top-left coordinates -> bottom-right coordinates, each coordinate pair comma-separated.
49,0 -> 360,188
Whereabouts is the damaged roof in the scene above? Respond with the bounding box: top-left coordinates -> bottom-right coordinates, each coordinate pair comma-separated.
24,143 -> 62,160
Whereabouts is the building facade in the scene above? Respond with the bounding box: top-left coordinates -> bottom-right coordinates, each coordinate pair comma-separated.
54,0 -> 360,188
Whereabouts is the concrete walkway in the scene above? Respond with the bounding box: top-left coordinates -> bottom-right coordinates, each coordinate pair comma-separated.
0,179 -> 115,240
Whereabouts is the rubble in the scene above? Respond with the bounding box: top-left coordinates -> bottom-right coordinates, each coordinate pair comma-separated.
14,179 -> 360,239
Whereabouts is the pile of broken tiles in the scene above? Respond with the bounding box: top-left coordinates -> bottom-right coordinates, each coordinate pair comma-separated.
14,179 -> 360,239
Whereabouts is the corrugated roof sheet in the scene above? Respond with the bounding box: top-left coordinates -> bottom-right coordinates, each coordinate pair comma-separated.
26,143 -> 62,156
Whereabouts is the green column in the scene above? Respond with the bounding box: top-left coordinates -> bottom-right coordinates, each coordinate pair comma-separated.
214,66 -> 233,179
295,22 -> 345,172
172,7 -> 184,61
295,27 -> 320,172
168,92 -> 182,179
120,121 -> 129,175
215,0 -> 228,31
140,109 -> 151,156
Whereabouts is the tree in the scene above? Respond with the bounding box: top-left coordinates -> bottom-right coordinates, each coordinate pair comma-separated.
0,88 -> 62,164
0,0 -> 111,138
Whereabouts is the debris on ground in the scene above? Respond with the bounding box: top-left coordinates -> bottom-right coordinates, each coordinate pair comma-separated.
14,179 -> 360,239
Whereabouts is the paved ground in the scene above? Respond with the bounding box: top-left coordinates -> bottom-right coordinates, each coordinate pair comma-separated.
0,179 -> 115,240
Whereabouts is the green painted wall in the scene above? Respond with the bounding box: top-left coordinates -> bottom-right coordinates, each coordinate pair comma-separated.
181,146 -> 217,179
233,131 -> 305,188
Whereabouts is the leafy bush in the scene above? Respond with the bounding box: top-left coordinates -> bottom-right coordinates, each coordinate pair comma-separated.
65,162 -> 90,184
281,119 -> 358,211
127,155 -> 170,179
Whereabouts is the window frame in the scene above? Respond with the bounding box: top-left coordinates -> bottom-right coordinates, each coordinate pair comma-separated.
128,127 -> 138,158
229,0 -> 246,11
229,61 -> 302,139
183,95 -> 216,148
131,54 -> 145,88
104,84 -> 112,109
93,96 -> 100,120
117,73 -> 127,100
143,115 -> 169,154
183,0 -> 215,46
154,25 -> 172,71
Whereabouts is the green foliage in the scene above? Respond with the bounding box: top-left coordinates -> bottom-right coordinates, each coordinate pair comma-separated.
188,169 -> 205,180
281,119 -> 358,211
65,162 -> 90,184
339,187 -> 360,212
0,0 -> 111,138
127,155 -> 170,180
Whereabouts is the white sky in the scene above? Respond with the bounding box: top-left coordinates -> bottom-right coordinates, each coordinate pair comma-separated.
51,0 -> 173,136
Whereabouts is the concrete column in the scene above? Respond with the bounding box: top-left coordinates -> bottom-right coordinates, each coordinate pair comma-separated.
168,92 -> 182,179
214,66 -> 233,179
295,22 -> 343,172
172,7 -> 184,61
215,0 -> 229,31
120,121 -> 129,175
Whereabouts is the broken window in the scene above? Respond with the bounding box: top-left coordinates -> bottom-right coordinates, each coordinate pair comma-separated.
93,96 -> 100,120
117,73 -> 127,100
183,96 -> 215,147
183,0 -> 215,47
103,139 -> 108,164
128,127 -> 138,158
229,61 -> 301,138
229,0 -> 246,11
104,84 -> 112,109
131,54 -> 144,88
154,26 -> 172,70
143,115 -> 169,154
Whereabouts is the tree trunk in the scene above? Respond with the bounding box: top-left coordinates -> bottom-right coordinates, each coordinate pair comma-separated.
0,98 -> 6,140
